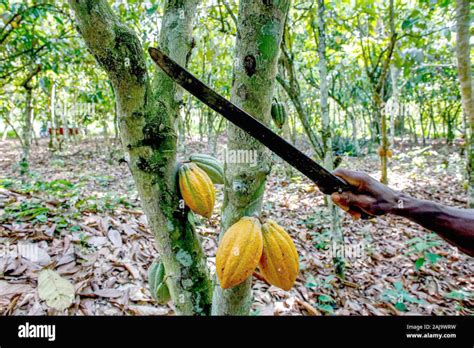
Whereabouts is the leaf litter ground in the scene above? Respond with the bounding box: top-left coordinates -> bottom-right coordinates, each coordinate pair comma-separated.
0,137 -> 472,315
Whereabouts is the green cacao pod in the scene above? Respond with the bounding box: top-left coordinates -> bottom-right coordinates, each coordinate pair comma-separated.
148,259 -> 171,304
178,162 -> 216,218
271,101 -> 287,129
189,153 -> 225,185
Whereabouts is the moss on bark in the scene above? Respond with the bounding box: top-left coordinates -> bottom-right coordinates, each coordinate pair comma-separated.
69,0 -> 212,315
211,0 -> 290,316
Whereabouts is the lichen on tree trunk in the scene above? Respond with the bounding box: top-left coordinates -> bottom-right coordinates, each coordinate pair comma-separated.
69,0 -> 212,315
211,0 -> 290,316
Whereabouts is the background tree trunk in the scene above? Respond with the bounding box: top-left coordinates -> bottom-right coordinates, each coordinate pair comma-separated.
277,35 -> 324,160
61,99 -> 70,143
390,65 -> 399,145
19,64 -> 41,172
21,86 -> 33,172
48,82 -> 56,149
2,124 -> 8,141
69,0 -> 212,315
455,0 -> 474,207
376,0 -> 396,184
101,117 -> 109,141
349,110 -> 360,155
211,0 -> 290,315
316,0 -> 344,276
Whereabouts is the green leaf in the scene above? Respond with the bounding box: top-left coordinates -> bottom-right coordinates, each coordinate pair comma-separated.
415,257 -> 425,270
305,275 -> 317,288
318,294 -> 334,303
425,252 -> 442,264
445,290 -> 468,300
70,225 -> 81,232
395,302 -> 407,312
401,19 -> 414,31
146,3 -> 159,14
35,214 -> 48,223
53,15 -> 63,24
317,304 -> 334,314
393,281 -> 404,292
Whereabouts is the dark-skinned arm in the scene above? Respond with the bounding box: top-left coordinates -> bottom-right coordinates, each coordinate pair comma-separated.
330,169 -> 474,257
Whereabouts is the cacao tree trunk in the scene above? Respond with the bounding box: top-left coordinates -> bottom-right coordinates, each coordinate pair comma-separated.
211,0 -> 290,315
102,118 -> 108,141
20,86 -> 33,174
349,109 -> 360,155
359,0 -> 395,182
316,0 -> 344,275
19,65 -> 41,172
32,109 -> 39,147
62,100 -> 70,143
48,82 -> 56,149
419,108 -> 426,145
377,92 -> 389,183
278,81 -> 295,176
390,65 -> 399,145
206,110 -> 216,154
409,112 -> 418,144
177,112 -> 186,154
2,124 -> 8,141
277,43 -> 324,160
114,107 -> 119,140
278,73 -> 323,159
69,0 -> 212,315
377,0 -> 395,184
455,0 -> 474,207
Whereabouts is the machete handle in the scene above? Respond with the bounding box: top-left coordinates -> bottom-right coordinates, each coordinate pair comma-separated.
348,207 -> 373,220
334,177 -> 375,221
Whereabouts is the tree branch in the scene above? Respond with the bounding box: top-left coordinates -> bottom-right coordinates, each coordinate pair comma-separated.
68,0 -> 148,92
20,64 -> 41,90
220,0 -> 238,33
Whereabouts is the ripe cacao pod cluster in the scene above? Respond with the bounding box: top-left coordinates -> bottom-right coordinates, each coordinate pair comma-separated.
377,147 -> 393,159
216,216 -> 299,291
178,153 -> 224,218
178,162 -> 216,218
377,146 -> 385,157
148,259 -> 171,304
271,100 -> 287,129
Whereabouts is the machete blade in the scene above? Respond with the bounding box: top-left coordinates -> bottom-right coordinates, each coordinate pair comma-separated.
148,47 -> 349,195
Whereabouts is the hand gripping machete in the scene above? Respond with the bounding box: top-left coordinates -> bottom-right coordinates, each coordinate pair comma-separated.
148,47 -> 372,219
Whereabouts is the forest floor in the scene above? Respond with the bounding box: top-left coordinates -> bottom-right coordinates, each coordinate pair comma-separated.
0,136 -> 472,316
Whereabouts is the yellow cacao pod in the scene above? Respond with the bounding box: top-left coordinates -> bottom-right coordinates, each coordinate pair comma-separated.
258,220 -> 299,291
377,146 -> 386,157
386,149 -> 393,158
178,162 -> 215,218
216,217 -> 263,289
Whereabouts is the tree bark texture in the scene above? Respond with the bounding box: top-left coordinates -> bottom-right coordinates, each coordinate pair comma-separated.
211,0 -> 290,315
69,0 -> 212,315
